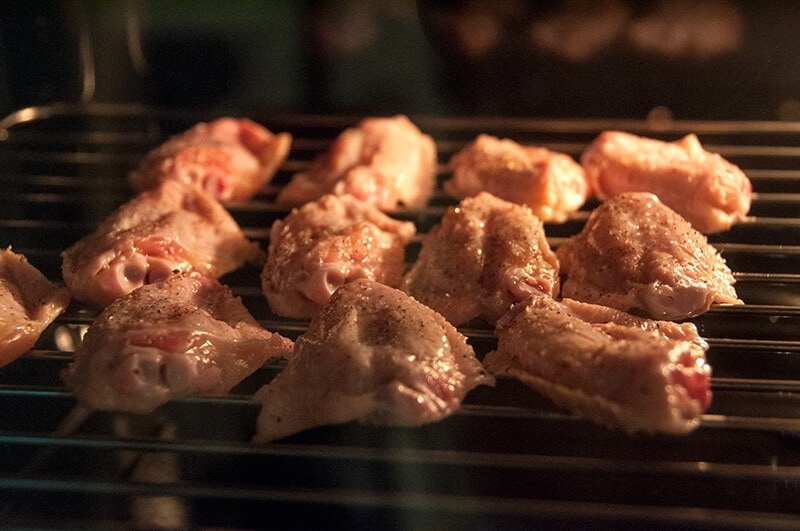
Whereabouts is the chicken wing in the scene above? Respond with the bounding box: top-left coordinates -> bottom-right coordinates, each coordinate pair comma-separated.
129,117 -> 291,203
253,279 -> 492,442
483,294 -> 711,434
62,180 -> 262,308
556,192 -> 740,320
0,247 -> 71,367
403,192 -> 559,326
262,194 -> 415,319
63,272 -> 293,414
444,134 -> 589,223
276,115 -> 437,211
581,130 -> 751,233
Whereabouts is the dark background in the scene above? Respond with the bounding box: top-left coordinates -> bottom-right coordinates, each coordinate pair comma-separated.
3,0 -> 800,121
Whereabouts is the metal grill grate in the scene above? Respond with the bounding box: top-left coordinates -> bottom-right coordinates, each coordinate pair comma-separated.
1,103 -> 800,529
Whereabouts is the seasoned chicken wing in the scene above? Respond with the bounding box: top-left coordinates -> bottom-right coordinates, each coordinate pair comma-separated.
444,134 -> 589,222
129,117 -> 291,203
483,294 -> 711,434
581,130 -> 751,233
253,279 -> 493,443
262,194 -> 415,319
403,192 -> 559,326
556,192 -> 740,320
276,115 -> 437,211
63,272 -> 293,414
62,180 -> 262,308
0,247 -> 71,367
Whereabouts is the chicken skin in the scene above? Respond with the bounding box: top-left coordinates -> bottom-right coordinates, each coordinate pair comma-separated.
253,279 -> 492,442
262,194 -> 415,319
556,192 -> 740,320
129,117 -> 292,203
581,130 -> 751,233
276,115 -> 437,211
483,294 -> 711,435
444,134 -> 589,223
62,180 -> 262,308
63,272 -> 293,414
0,247 -> 71,367
403,192 -> 559,326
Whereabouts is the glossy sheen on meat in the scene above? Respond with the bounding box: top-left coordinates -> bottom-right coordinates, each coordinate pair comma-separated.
581,130 -> 751,233
262,194 -> 415,319
253,279 -> 493,442
276,115 -> 437,211
556,192 -> 740,320
445,135 -> 589,223
403,192 -> 559,326
62,180 -> 262,308
0,247 -> 71,367
129,118 -> 291,203
483,294 -> 711,434
63,272 -> 293,414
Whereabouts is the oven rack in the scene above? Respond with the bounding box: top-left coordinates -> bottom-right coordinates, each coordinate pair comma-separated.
1,103 -> 800,529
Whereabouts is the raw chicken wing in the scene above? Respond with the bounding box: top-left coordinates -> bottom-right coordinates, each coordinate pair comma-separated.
483,294 -> 711,434
445,134 -> 589,223
253,279 -> 492,442
403,192 -> 559,326
276,115 -> 437,211
62,180 -> 262,308
63,272 -> 293,413
262,194 -> 415,319
0,247 -> 71,367
129,117 -> 291,203
556,192 -> 740,320
581,130 -> 751,233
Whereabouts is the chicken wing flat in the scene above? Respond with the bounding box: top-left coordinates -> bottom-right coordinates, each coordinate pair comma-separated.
63,272 -> 293,414
581,130 -> 751,233
62,180 -> 262,308
129,117 -> 291,203
276,115 -> 437,211
0,247 -> 71,367
262,194 -> 415,319
444,134 -> 589,223
556,192 -> 740,320
253,278 -> 493,442
483,294 -> 711,434
403,192 -> 559,326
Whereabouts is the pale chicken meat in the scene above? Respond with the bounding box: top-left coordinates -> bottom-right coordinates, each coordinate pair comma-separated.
581,130 -> 752,233
129,117 -> 291,203
253,279 -> 492,442
62,180 -> 262,308
0,247 -> 71,367
444,134 -> 589,222
262,194 -> 415,319
556,192 -> 740,320
483,294 -> 711,434
403,192 -> 559,326
63,272 -> 293,414
276,115 -> 437,211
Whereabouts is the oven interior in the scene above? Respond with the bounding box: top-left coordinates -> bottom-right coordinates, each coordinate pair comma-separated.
2,1 -> 800,529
